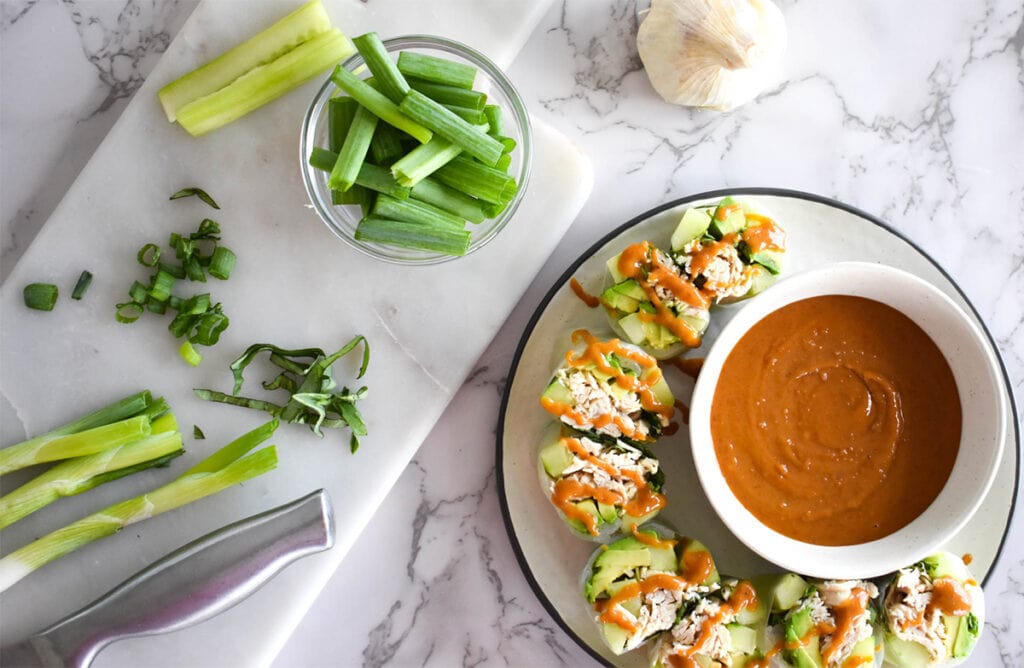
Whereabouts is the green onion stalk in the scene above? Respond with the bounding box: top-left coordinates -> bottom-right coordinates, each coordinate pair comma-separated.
0,420 -> 279,593
0,414 -> 184,530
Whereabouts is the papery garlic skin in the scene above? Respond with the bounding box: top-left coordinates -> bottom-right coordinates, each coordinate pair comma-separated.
637,0 -> 787,111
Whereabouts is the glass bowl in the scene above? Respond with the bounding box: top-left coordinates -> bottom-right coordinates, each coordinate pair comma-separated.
300,35 -> 532,265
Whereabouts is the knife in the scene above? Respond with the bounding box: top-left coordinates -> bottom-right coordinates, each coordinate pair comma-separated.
0,489 -> 334,668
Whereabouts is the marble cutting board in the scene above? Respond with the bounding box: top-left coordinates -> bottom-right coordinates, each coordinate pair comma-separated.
0,0 -> 593,665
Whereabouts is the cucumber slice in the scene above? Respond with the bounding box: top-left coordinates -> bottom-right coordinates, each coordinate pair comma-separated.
606,252 -> 626,283
617,313 -> 648,345
671,207 -> 713,251
727,623 -> 757,655
772,573 -> 809,611
600,285 -> 640,314
883,634 -> 931,668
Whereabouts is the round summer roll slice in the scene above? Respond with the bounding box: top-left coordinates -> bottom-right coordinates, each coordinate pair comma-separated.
649,577 -> 763,668
583,527 -> 721,656
601,240 -> 711,358
882,551 -> 984,667
538,428 -> 666,540
540,330 -> 674,444
780,579 -> 882,668
670,197 -> 787,304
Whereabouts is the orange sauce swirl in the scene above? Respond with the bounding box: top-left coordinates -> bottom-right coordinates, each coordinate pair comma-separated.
570,277 -> 600,308
743,213 -> 787,253
928,577 -> 972,617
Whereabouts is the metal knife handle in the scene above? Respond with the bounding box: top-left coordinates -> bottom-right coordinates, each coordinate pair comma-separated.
33,489 -> 334,668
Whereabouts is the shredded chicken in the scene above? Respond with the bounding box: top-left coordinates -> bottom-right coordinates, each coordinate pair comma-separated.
681,239 -> 752,301
620,585 -> 686,652
557,367 -> 653,439
555,437 -> 658,508
655,586 -> 737,666
808,581 -> 878,668
884,567 -> 952,659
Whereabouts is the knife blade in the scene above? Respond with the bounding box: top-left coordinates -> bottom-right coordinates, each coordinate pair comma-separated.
0,488 -> 334,668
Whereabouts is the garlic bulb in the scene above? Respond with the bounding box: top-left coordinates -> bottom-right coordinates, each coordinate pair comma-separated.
636,0 -> 786,111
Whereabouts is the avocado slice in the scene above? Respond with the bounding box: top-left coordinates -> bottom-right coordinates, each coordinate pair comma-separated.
749,249 -> 783,275
671,207 -> 713,251
600,285 -> 640,314
952,612 -> 980,658
921,552 -> 971,581
612,278 -> 647,301
649,373 -> 675,408
708,197 -> 746,239
587,544 -> 653,601
539,439 -> 574,478
785,606 -> 816,646
597,501 -> 619,524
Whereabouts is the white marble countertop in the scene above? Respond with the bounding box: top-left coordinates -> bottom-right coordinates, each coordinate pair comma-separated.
1,1 -> 1021,666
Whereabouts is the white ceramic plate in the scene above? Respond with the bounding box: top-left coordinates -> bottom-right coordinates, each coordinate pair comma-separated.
496,189 -> 1019,667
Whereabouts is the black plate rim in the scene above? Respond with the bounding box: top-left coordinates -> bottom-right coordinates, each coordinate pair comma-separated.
494,186 -> 1020,667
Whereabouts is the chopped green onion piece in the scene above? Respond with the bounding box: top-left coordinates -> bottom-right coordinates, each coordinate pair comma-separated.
0,430 -> 184,530
180,341 -> 203,366
177,29 -> 354,137
372,193 -> 466,229
411,177 -> 487,224
355,216 -> 471,255
484,104 -> 503,135
169,187 -> 220,210
352,32 -> 410,104
149,269 -> 176,303
398,90 -> 503,166
368,122 -> 406,165
193,425 -> 206,440
116,302 -> 144,323
191,309 -> 230,346
23,283 -> 58,311
158,0 -> 335,122
0,433 -> 278,593
148,300 -> 168,315
209,246 -> 236,280
328,104 -> 379,191
185,419 -> 279,476
396,51 -> 476,89
330,65 -> 432,144
441,104 -> 486,125
407,78 -> 485,109
160,261 -> 186,279
328,96 -> 358,152
168,295 -> 183,311
128,280 -> 149,304
495,153 -> 511,171
433,155 -> 516,204
390,136 -> 463,187
71,271 -> 93,300
309,146 -> 337,172
494,135 -> 517,154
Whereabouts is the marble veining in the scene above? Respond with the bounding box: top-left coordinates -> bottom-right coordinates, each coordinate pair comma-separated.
1,0 -> 1021,666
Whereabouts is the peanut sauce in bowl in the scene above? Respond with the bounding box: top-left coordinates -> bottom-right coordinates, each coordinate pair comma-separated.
688,262 -> 1006,579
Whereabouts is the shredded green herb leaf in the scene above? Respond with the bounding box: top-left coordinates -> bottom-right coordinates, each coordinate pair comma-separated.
170,187 -> 220,210
195,336 -> 370,451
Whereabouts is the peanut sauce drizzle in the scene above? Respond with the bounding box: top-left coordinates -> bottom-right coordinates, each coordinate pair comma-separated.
667,581 -> 758,668
613,242 -> 707,348
596,544 -> 722,635
550,437 -> 666,535
742,213 -> 787,253
540,328 -> 672,440
631,524 -> 678,549
962,553 -> 973,566
819,587 -> 870,667
687,234 -> 737,285
569,277 -> 600,308
928,577 -> 972,617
